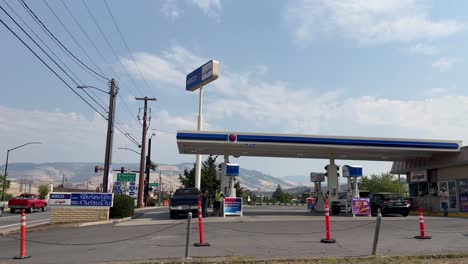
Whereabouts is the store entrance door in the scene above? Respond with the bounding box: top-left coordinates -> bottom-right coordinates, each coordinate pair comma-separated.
438,181 -> 458,212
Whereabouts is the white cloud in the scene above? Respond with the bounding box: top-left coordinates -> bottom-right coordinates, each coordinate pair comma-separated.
160,0 -> 183,19
409,43 -> 438,55
432,57 -> 457,71
189,0 -> 221,18
160,0 -> 221,19
285,0 -> 463,45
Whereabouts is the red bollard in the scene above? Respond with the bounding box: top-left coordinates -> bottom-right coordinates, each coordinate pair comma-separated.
194,200 -> 210,247
14,210 -> 31,259
414,207 -> 431,239
321,199 -> 336,243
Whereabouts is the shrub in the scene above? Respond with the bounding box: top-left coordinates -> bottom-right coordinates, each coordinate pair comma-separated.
110,194 -> 134,219
147,197 -> 157,206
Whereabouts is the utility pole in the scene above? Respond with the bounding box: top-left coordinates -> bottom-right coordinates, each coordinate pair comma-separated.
158,170 -> 162,206
103,79 -> 117,193
136,96 -> 157,208
144,134 -> 154,206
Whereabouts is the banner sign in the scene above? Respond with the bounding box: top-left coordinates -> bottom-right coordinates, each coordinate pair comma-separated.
223,197 -> 243,216
352,197 -> 371,216
342,165 -> 363,177
410,171 -> 427,182
117,173 -> 136,182
49,192 -> 113,207
310,172 -> 325,182
225,163 -> 240,177
460,195 -> 468,212
49,193 -> 71,206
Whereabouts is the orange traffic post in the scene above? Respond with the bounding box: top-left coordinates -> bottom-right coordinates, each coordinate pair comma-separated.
414,207 -> 431,239
321,199 -> 336,243
14,210 -> 31,259
194,199 -> 210,247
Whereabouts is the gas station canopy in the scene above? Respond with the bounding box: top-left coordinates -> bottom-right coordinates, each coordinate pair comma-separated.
177,131 -> 462,161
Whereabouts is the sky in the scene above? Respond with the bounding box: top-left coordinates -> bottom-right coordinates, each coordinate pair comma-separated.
1,0 -> 468,180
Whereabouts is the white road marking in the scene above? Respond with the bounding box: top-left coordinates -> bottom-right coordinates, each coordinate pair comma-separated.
0,219 -> 50,229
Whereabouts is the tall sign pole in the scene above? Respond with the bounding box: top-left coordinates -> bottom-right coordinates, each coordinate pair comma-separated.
186,60 -> 219,190
136,97 -> 157,208
103,79 -> 117,192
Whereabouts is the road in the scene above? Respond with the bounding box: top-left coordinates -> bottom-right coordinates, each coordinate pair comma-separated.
0,209 -> 50,234
0,205 -> 467,263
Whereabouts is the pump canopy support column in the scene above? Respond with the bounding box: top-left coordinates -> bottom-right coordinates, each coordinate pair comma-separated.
326,159 -> 339,202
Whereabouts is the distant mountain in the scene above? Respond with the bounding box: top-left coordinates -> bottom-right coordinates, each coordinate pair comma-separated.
280,175 -> 311,186
1,162 -> 300,192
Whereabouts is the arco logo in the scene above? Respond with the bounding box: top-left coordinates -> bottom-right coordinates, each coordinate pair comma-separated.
228,134 -> 237,142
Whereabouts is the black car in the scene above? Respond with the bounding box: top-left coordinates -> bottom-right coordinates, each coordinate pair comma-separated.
169,188 -> 200,219
369,192 -> 411,217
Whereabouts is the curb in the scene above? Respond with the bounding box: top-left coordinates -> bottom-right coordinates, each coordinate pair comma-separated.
134,206 -> 167,212
409,211 -> 468,218
0,213 -> 143,235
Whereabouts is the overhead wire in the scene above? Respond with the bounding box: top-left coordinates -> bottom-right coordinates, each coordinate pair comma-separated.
80,0 -> 144,97
103,0 -> 153,94
0,4 -> 139,147
18,0 -> 109,82
0,6 -> 106,120
41,0 -> 108,80
60,0 -> 144,127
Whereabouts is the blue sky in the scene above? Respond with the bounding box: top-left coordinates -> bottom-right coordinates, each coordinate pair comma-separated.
1,0 -> 468,180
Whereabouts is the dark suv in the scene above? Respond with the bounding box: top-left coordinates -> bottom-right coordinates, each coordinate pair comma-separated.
369,192 -> 410,217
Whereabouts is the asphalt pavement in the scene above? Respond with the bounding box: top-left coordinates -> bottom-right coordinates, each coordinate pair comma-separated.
0,209 -> 50,234
0,206 -> 467,263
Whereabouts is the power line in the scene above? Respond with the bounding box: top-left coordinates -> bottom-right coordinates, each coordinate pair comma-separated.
19,0 -> 109,82
41,0 -> 108,79
0,6 -> 139,147
0,7 -> 106,119
80,0 -> 144,96
2,0 -> 84,85
103,0 -> 152,93
59,0 -> 144,127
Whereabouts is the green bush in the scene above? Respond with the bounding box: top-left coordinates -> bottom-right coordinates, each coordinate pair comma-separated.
110,194 -> 134,219
147,197 -> 157,206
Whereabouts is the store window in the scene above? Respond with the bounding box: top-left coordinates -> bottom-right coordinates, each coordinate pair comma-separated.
409,182 -> 429,197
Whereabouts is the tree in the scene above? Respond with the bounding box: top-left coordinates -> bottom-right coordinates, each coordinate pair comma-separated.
0,175 -> 10,201
272,185 -> 284,202
178,155 -> 220,195
359,172 -> 403,194
234,181 -> 244,198
38,185 -> 50,199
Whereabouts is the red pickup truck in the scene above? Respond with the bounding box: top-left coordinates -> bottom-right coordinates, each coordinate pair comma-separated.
8,193 -> 47,213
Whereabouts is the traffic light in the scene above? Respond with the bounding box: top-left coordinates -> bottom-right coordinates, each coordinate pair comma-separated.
150,162 -> 157,171
324,165 -> 340,176
120,167 -> 125,173
94,166 -> 99,173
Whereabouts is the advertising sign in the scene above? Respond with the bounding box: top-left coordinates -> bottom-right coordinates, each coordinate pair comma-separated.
307,197 -> 315,211
410,171 -> 427,182
310,172 -> 325,182
352,197 -> 371,216
342,165 -> 363,177
186,60 -> 219,92
223,197 -> 243,216
70,193 -> 113,207
225,163 -> 240,177
49,193 -> 71,206
117,173 -> 136,182
460,195 -> 468,212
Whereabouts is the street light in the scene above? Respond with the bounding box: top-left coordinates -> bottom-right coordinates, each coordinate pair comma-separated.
77,80 -> 117,193
118,147 -> 140,155
77,85 -> 109,94
2,142 -> 42,201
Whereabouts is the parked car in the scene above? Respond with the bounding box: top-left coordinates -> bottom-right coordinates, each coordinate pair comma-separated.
8,193 -> 47,213
369,192 -> 410,217
0,201 -> 4,217
169,188 -> 200,219
335,190 -> 372,214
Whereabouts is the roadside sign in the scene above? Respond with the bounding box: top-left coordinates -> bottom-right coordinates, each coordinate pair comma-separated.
71,193 -> 113,207
129,185 -> 136,192
223,197 -> 243,217
150,183 -> 159,188
351,197 -> 371,216
225,163 -> 240,177
49,193 -> 71,206
310,172 -> 325,182
129,191 -> 135,197
186,60 -> 219,91
342,165 -> 363,177
117,173 -> 136,182
129,181 -> 136,186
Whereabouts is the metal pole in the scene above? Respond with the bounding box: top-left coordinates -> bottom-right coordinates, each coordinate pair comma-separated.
372,209 -> 382,255
2,150 -> 9,201
158,171 -> 162,206
194,87 -> 203,190
136,97 -> 156,208
103,79 -> 117,193
185,212 -> 192,259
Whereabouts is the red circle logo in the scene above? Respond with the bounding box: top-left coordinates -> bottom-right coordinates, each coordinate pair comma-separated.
228,134 -> 237,142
